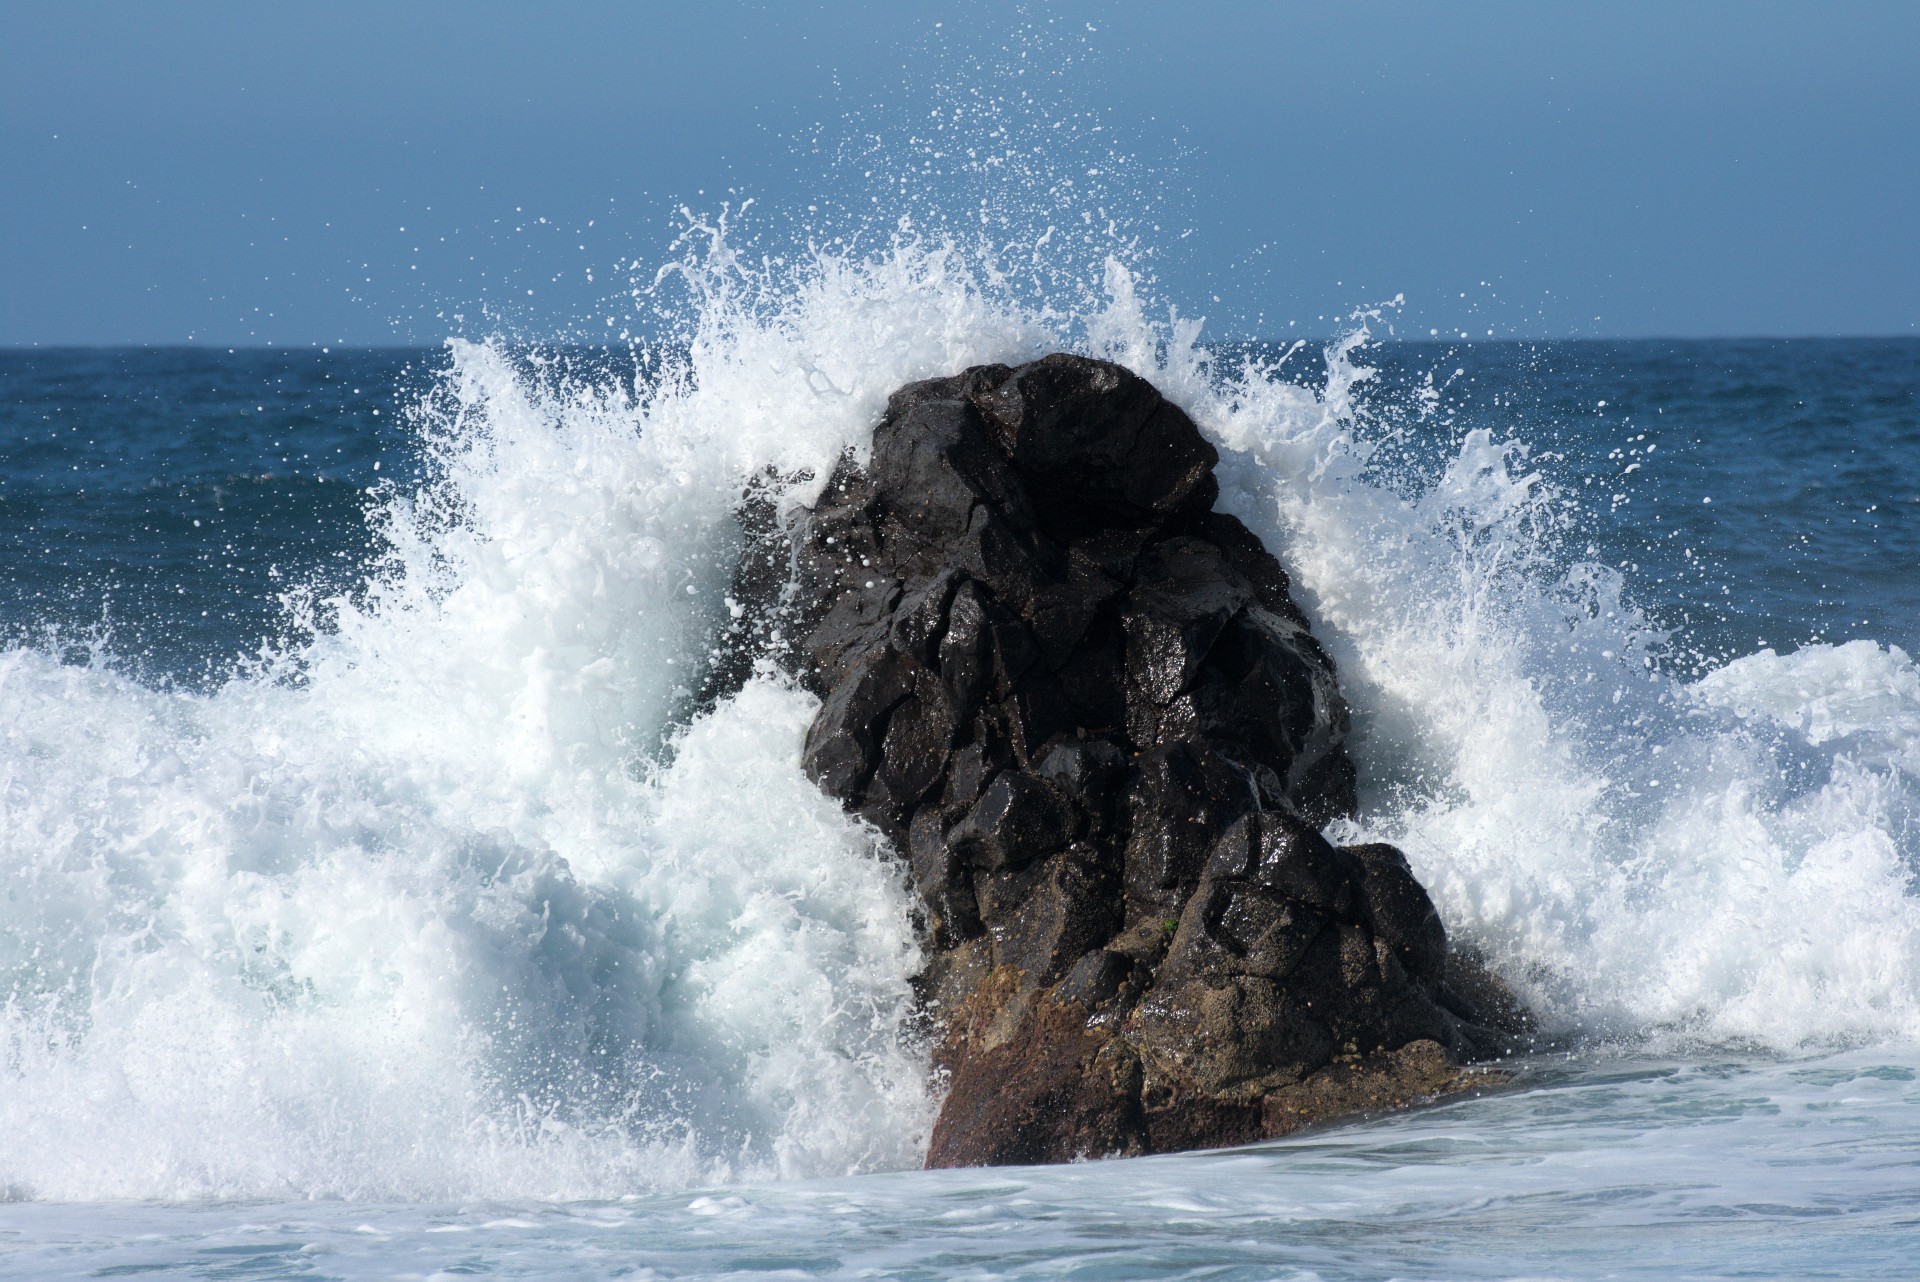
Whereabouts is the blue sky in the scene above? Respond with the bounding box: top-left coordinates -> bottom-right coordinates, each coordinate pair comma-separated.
4,0 -> 1916,345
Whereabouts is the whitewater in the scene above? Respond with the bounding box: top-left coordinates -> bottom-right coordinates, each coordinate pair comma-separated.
3,229 -> 1919,1277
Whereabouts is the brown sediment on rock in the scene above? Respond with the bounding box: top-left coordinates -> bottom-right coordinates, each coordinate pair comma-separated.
710,353 -> 1530,1168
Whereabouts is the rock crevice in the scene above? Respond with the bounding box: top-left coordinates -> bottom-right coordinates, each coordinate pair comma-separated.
718,353 -> 1523,1167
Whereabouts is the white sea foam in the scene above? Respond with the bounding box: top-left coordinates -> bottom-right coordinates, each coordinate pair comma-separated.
3,230 -> 1918,1201
1175,329 -> 1920,1050
0,234 -> 1044,1200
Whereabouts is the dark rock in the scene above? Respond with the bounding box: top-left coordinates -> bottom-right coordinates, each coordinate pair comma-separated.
925,975 -> 1148,1167
1122,743 -> 1257,907
723,352 -> 1529,1168
1056,948 -> 1136,1012
908,806 -> 980,946
1208,811 -> 1355,917
800,647 -> 911,801
1122,537 -> 1251,705
1345,841 -> 1450,984
1160,877 -> 1325,984
951,770 -> 1076,872
1135,973 -> 1334,1098
969,355 -> 1220,530
1259,1038 -> 1469,1138
941,742 -> 996,811
889,570 -> 960,665
981,844 -> 1121,982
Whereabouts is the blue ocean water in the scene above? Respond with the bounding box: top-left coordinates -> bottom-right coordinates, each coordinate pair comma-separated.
0,348 -> 421,681
7,340 -> 1914,681
1352,339 -> 1920,665
2,311 -> 1918,1279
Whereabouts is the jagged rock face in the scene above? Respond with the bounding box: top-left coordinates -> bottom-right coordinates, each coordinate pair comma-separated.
751,354 -> 1515,1167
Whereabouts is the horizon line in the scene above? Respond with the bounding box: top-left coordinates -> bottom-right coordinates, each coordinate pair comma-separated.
4,333 -> 1918,353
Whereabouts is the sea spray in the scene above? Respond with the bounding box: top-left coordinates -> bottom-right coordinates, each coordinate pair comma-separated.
0,234 -> 1056,1200
4,231 -> 1920,1202
1175,321 -> 1920,1049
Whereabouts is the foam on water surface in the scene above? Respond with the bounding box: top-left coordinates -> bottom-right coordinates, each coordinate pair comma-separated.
3,232 -> 1919,1202
6,1049 -> 1919,1280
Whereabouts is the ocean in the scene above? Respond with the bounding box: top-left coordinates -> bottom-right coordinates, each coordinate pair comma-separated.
2,249 -> 1919,1278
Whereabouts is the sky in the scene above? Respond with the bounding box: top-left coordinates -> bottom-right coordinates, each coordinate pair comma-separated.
3,0 -> 1917,346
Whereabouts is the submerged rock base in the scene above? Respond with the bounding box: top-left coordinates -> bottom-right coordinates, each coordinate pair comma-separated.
729,354 -> 1522,1166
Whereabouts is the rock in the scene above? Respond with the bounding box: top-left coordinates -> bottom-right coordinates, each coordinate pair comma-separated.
718,352 -> 1528,1168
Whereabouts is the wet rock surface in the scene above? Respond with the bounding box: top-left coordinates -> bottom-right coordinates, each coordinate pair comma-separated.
723,353 -> 1524,1167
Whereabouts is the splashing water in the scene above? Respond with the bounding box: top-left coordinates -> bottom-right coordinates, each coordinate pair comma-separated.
2,227 -> 1918,1205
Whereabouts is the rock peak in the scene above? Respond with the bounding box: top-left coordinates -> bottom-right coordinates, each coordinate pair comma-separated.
721,352 -> 1524,1167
